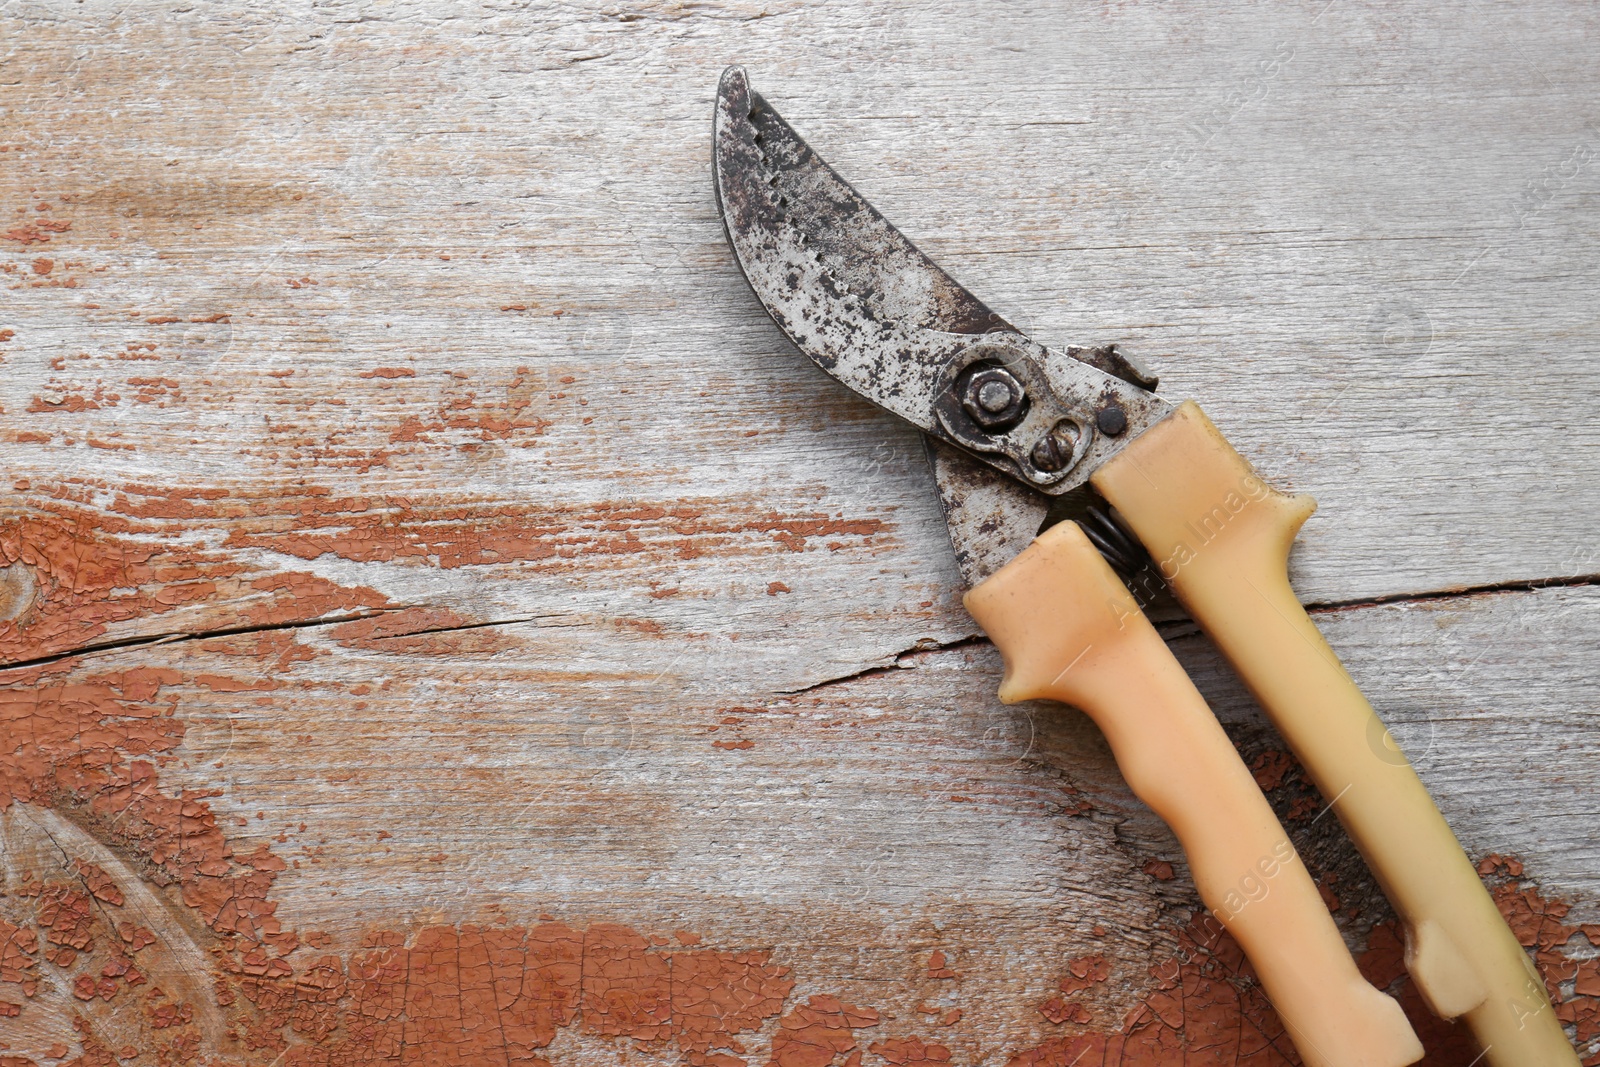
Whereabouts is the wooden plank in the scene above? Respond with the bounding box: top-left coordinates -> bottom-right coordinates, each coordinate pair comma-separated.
0,0 -> 1596,692
2,585 -> 1597,1064
0,2 -> 1596,1064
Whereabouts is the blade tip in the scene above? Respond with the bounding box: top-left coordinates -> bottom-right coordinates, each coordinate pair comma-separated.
717,66 -> 751,113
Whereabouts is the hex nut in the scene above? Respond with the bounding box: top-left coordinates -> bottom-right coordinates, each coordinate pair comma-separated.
960,365 -> 1027,430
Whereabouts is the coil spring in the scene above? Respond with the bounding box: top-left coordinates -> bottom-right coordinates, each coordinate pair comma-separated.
1080,502 -> 1150,579
1038,487 -> 1154,583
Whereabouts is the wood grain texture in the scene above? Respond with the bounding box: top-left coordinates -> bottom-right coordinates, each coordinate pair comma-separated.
0,2 -> 1596,1065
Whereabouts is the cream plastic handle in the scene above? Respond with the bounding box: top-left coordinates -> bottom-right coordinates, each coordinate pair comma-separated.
1092,401 -> 1577,1066
966,522 -> 1421,1067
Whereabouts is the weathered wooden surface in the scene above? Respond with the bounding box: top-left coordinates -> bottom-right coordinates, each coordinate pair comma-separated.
1,2 -> 1597,1065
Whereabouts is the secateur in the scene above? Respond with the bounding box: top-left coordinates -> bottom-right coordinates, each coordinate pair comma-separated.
712,67 -> 1577,1067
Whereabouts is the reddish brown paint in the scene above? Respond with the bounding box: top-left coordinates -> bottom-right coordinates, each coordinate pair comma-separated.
768,996 -> 880,1067
64,478 -> 890,572
0,920 -> 39,995
0,657 -> 804,1064
216,500 -> 888,569
326,607 -> 519,655
222,922 -> 788,1064
1140,860 -> 1175,882
0,511 -> 389,663
1248,749 -> 1294,791
998,866 -> 1600,1065
867,1037 -> 950,1065
1,218 -> 71,245
1037,996 -> 1091,1026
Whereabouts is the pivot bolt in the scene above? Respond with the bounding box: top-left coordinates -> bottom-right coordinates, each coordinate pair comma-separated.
960,365 -> 1027,431
1031,421 -> 1082,473
976,379 -> 1013,413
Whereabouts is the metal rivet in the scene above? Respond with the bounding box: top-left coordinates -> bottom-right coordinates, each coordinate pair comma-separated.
1096,404 -> 1128,436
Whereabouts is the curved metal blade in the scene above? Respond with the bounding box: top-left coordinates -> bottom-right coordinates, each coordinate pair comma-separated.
713,66 -> 1007,355
925,437 -> 1048,585
713,66 -> 1170,499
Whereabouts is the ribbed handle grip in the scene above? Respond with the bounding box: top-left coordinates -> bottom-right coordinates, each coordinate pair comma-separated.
966,521 -> 1421,1067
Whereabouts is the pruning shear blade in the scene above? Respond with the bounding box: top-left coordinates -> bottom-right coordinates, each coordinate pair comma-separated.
714,65 -> 1170,577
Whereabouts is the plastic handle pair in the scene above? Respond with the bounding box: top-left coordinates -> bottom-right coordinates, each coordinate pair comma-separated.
969,400 -> 1577,1066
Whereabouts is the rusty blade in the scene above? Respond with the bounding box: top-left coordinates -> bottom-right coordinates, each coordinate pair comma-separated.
713,66 -> 1169,512
924,437 -> 1050,585
713,66 -> 1007,414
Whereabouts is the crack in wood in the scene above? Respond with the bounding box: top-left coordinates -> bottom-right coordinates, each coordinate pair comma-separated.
0,607 -> 409,674
777,634 -> 988,695
7,570 -> 1588,689
1301,571 -> 1600,613
781,572 -> 1600,695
